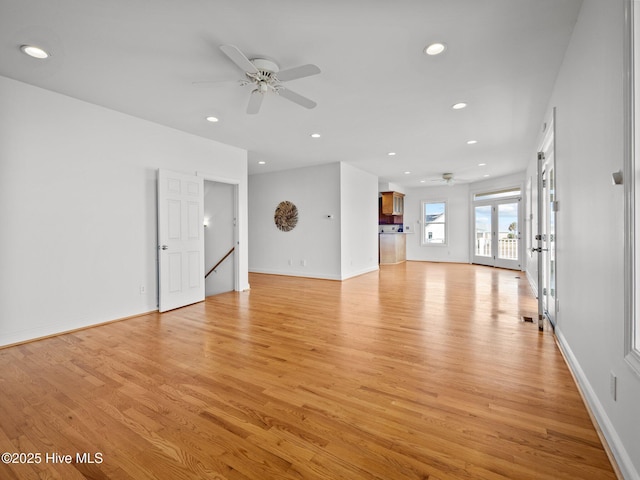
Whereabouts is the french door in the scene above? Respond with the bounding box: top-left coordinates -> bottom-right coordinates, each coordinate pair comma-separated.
473,198 -> 522,270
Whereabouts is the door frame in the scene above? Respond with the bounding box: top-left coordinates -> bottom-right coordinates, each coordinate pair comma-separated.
471,188 -> 523,270
536,109 -> 557,330
197,171 -> 241,292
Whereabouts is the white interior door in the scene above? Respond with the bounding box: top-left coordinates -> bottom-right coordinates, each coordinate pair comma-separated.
157,169 -> 205,312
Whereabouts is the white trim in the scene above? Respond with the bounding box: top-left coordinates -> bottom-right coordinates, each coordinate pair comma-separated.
555,329 -> 639,480
196,171 -> 244,292
249,268 -> 343,281
420,199 -> 448,246
625,0 -> 640,375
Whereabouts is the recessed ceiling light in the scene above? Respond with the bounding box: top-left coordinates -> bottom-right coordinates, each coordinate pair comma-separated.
452,102 -> 467,110
466,140 -> 478,145
420,180 -> 426,183
424,43 -> 446,56
310,133 -> 321,138
20,44 -> 49,59
388,152 -> 396,156
404,171 -> 411,175
478,163 -> 487,166
484,174 -> 490,178
258,161 -> 266,165
205,116 -> 219,123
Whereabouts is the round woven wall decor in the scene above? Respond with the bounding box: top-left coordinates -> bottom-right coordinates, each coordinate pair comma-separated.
274,201 -> 298,232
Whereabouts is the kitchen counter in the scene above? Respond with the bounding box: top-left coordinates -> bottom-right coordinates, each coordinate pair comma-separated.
379,232 -> 406,264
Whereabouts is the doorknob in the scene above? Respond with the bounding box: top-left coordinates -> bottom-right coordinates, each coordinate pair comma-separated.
160,245 -> 168,250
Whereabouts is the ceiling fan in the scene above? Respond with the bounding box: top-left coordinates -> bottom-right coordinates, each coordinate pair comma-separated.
202,44 -> 321,114
430,173 -> 459,186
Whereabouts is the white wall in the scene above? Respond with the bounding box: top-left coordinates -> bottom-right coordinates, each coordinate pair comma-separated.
340,163 -> 379,279
404,184 -> 471,263
248,163 -> 342,279
248,162 -> 378,280
404,173 -> 526,265
0,76 -> 248,347
527,1 -> 640,477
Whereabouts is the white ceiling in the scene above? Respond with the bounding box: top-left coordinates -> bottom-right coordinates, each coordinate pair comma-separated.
0,0 -> 582,187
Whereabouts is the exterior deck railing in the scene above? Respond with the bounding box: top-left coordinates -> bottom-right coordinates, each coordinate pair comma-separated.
475,237 -> 518,260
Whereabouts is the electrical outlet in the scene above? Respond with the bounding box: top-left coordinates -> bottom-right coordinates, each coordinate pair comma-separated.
610,372 -> 617,401
288,259 -> 293,266
139,285 -> 146,294
301,259 -> 307,267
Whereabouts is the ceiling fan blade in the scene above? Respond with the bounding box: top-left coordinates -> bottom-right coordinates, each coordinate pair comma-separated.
277,64 -> 321,82
278,88 -> 317,109
247,90 -> 264,114
220,44 -> 258,74
191,79 -> 245,88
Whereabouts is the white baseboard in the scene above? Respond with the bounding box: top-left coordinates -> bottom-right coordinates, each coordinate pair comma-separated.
340,265 -> 379,280
249,268 -> 343,281
555,329 -> 639,480
249,265 -> 379,282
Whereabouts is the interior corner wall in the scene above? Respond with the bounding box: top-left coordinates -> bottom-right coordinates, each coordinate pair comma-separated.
0,75 -> 248,347
529,1 -> 640,477
248,163 -> 342,279
339,163 -> 379,279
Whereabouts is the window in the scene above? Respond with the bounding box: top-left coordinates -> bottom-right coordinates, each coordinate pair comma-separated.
422,201 -> 447,245
473,187 -> 521,202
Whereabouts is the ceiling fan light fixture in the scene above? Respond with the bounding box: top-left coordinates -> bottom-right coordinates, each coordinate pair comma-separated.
442,173 -> 454,185
20,44 -> 49,59
424,43 -> 446,56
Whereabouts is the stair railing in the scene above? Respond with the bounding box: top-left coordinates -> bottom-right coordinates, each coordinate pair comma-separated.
205,246 -> 235,279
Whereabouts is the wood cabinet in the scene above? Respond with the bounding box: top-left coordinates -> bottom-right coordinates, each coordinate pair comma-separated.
380,191 -> 404,215
379,233 -> 407,264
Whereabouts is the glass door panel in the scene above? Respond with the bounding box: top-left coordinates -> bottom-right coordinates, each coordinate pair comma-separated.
497,202 -> 518,261
473,205 -> 493,266
542,164 -> 556,325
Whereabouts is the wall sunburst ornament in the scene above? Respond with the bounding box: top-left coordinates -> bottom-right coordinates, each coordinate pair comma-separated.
274,201 -> 298,232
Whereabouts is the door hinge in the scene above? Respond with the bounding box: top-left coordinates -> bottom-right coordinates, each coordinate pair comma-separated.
543,287 -> 548,296
537,152 -> 545,161
552,200 -> 559,212
542,178 -> 547,188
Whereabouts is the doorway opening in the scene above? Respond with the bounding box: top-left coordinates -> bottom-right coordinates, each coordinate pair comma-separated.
204,180 -> 237,296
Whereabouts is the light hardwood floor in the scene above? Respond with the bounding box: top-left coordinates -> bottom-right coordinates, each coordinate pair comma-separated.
0,262 -> 617,479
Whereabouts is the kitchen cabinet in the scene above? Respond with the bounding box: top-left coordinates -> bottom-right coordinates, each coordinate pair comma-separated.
379,233 -> 407,264
380,191 -> 404,216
